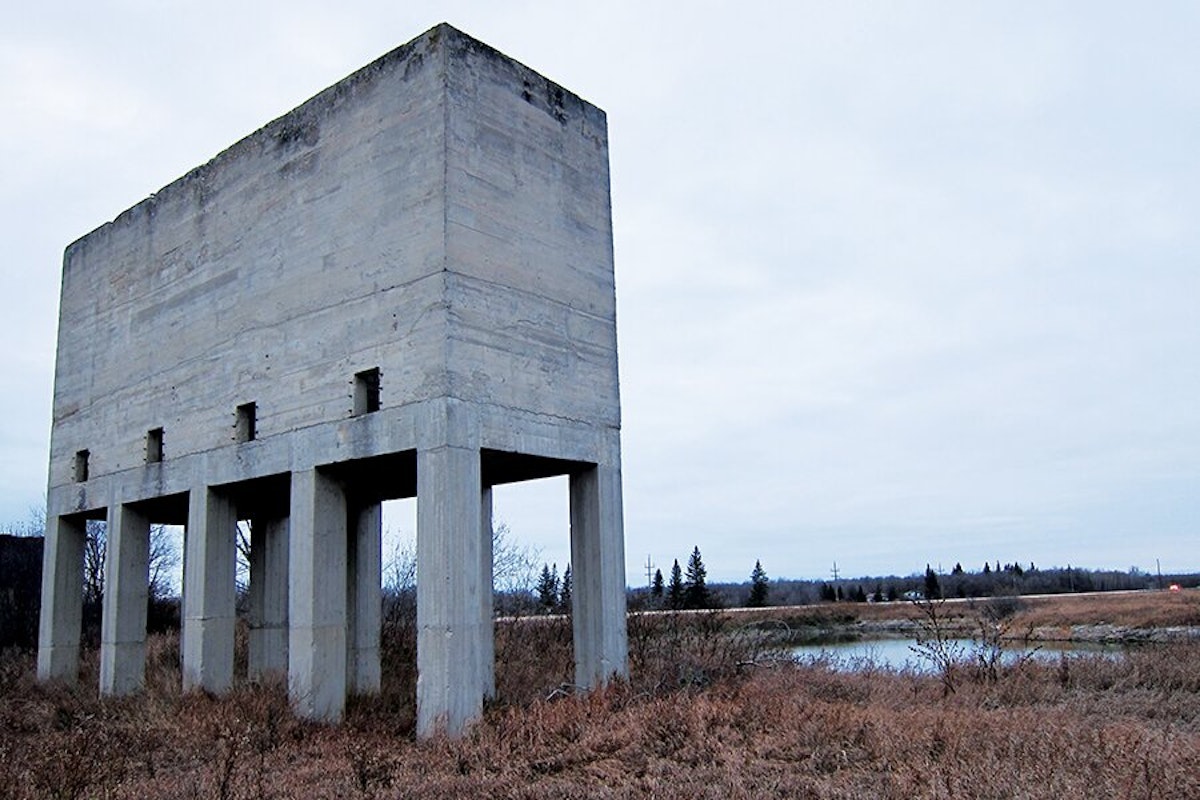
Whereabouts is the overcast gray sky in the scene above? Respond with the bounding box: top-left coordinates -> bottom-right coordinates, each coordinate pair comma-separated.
3,2 -> 1197,583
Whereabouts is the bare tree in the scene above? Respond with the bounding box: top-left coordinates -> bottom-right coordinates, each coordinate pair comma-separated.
383,535 -> 416,596
236,520 -> 252,597
5,505 -> 46,538
83,520 -> 105,605
490,521 -> 540,597
80,519 -> 181,603
147,526 -> 181,600
380,519 -> 541,611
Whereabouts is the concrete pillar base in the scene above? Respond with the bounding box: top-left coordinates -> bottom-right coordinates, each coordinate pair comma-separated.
480,486 -> 495,700
100,503 -> 150,696
348,502 -> 382,695
37,514 -> 87,683
182,488 -> 237,693
249,517 -> 290,680
416,444 -> 484,738
570,463 -> 629,689
289,469 -> 348,722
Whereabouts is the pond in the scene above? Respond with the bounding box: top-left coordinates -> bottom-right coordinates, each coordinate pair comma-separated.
791,637 -> 1123,673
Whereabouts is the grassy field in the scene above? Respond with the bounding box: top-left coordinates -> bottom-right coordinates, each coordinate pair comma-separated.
2,591 -> 1199,798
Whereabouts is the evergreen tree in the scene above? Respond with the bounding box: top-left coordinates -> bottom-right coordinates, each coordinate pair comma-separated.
886,584 -> 899,602
536,563 -> 559,611
651,567 -> 664,599
835,585 -> 844,602
747,560 -> 769,607
951,562 -> 964,575
983,562 -> 991,575
819,583 -> 837,602
683,546 -> 710,609
668,560 -> 685,609
559,564 -> 572,613
873,584 -> 884,603
852,585 -> 867,603
924,564 -> 942,600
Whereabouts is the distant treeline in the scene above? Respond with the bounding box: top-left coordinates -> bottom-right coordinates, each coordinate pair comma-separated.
661,562 -> 1199,610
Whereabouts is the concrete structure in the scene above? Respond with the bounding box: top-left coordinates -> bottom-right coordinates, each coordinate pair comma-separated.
37,23 -> 627,737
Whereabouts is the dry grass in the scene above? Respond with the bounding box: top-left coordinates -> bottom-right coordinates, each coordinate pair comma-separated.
1011,589 -> 1200,630
3,596 -> 1200,798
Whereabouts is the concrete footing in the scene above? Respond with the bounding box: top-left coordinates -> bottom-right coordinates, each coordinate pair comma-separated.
570,465 -> 629,688
182,488 -> 237,693
248,517 -> 289,679
36,514 -> 86,682
416,444 -> 486,737
348,502 -> 382,695
100,503 -> 150,696
288,468 -> 349,721
37,444 -> 627,735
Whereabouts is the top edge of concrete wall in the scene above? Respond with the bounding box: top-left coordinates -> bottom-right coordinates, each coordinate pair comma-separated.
63,22 -> 606,262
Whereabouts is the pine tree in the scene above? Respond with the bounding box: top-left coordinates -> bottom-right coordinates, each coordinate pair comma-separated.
747,560 -> 769,607
683,546 -> 710,609
536,563 -> 559,611
668,560 -> 684,609
559,564 -> 572,613
651,568 -> 664,598
819,583 -> 837,602
983,562 -> 991,575
924,564 -> 942,600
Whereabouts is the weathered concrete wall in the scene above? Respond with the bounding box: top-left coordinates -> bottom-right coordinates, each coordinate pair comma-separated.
49,31 -> 449,492
41,23 -> 627,738
47,25 -> 618,505
443,34 -> 619,426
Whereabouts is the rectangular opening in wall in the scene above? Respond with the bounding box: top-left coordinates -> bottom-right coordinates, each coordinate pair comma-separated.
354,368 -> 381,415
74,449 -> 90,482
236,402 -> 257,443
146,428 -> 164,463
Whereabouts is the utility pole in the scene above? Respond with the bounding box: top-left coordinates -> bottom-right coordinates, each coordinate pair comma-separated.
831,561 -> 840,582
645,554 -> 654,589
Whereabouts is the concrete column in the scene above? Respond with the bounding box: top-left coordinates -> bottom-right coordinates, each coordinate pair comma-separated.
289,468 -> 348,722
37,514 -> 87,682
347,502 -> 382,695
416,444 -> 483,738
100,503 -> 150,696
569,464 -> 629,688
248,517 -> 290,680
182,488 -> 237,693
480,485 -> 495,700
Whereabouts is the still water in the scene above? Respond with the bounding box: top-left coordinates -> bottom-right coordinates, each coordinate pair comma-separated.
791,638 -> 1121,672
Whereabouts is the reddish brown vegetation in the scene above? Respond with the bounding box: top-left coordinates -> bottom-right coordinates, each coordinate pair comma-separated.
2,594 -> 1199,798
